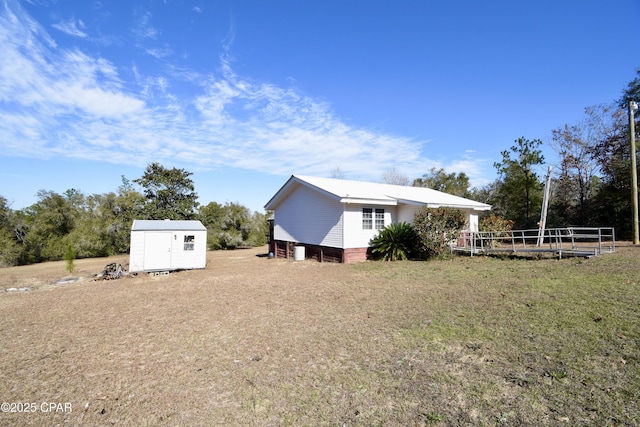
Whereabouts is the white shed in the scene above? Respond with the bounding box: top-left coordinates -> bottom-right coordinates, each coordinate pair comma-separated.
129,219 -> 207,273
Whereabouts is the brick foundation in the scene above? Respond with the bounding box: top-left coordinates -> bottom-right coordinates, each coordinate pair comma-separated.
343,247 -> 370,263
272,240 -> 371,263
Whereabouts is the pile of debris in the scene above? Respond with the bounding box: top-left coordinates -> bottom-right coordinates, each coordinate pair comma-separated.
95,263 -> 127,280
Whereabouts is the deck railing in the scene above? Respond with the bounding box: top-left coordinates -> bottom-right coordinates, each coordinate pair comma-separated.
454,227 -> 615,258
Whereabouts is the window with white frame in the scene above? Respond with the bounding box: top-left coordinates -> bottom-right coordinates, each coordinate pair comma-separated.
363,208 -> 385,230
184,235 -> 195,251
362,208 -> 372,229
374,208 -> 385,229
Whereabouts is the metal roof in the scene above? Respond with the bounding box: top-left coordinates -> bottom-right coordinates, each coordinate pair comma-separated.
131,219 -> 207,231
265,175 -> 492,211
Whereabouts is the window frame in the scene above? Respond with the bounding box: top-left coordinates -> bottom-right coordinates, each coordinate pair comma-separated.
362,208 -> 373,230
184,235 -> 195,251
363,207 -> 385,230
374,208 -> 385,230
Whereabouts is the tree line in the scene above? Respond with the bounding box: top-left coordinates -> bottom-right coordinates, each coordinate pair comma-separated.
0,163 -> 268,267
407,69 -> 640,238
2,70 -> 639,267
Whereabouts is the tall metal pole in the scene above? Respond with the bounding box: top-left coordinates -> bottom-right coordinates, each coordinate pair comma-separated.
537,166 -> 553,247
629,100 -> 639,245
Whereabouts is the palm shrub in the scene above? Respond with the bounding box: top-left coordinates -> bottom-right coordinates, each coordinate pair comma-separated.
370,222 -> 419,261
413,207 -> 466,259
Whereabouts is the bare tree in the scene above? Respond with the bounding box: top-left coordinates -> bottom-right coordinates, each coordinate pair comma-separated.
550,103 -> 622,225
382,167 -> 410,186
330,166 -> 346,180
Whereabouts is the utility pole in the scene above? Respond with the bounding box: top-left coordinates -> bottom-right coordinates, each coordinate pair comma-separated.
630,100 -> 639,245
537,166 -> 553,247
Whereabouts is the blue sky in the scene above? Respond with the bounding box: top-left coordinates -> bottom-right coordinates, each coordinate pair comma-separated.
1,0 -> 638,213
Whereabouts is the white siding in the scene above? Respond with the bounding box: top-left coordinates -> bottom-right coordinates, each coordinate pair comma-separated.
169,230 -> 207,270
397,204 -> 420,224
343,204 -> 396,248
129,230 -> 145,272
273,184 -> 344,247
468,212 -> 479,232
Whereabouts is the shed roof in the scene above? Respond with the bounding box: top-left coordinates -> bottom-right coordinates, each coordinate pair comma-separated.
265,175 -> 491,211
131,219 -> 206,231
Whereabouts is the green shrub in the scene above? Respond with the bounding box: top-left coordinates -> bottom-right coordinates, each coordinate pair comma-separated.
413,207 -> 466,259
479,214 -> 514,233
479,214 -> 514,247
370,222 -> 419,261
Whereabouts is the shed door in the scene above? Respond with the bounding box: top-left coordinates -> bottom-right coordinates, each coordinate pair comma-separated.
143,232 -> 172,271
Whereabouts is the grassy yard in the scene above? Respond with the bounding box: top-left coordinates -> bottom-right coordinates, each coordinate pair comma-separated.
0,245 -> 639,426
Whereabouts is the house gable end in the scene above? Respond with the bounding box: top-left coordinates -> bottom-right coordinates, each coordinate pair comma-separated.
265,175 -> 342,211
271,182 -> 344,248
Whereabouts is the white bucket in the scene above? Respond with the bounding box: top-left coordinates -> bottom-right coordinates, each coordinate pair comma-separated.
293,246 -> 305,261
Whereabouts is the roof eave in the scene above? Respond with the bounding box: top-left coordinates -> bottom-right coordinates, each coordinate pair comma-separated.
340,197 -> 397,206
424,204 -> 492,211
393,198 -> 491,211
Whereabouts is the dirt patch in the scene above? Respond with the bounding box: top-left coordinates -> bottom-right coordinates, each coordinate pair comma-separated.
0,245 -> 639,426
0,248 -> 377,426
0,254 -> 130,292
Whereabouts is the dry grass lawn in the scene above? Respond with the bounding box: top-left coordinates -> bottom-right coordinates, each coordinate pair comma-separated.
1,245 -> 639,426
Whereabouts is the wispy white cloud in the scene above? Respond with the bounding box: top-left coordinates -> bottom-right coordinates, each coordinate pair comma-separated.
0,1 -> 439,183
131,8 -> 169,59
132,10 -> 157,40
145,46 -> 173,59
445,157 -> 493,188
51,18 -> 87,38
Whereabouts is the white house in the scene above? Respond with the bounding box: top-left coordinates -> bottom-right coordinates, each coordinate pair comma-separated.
264,175 -> 491,263
129,220 -> 207,272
